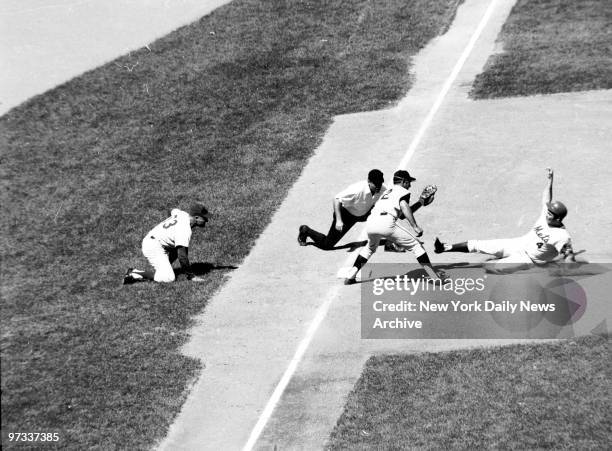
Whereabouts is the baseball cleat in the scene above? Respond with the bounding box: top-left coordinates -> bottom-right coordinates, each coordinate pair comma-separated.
435,270 -> 448,282
343,266 -> 359,285
422,270 -> 448,285
123,269 -> 136,285
434,237 -> 445,254
298,225 -> 308,246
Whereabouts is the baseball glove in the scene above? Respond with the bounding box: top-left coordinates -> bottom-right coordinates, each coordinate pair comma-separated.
419,184 -> 437,206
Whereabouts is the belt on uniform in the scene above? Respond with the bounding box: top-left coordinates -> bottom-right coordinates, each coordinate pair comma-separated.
379,211 -> 398,220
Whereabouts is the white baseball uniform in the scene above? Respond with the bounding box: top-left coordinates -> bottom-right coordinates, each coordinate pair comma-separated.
468,204 -> 572,265
335,180 -> 386,216
141,209 -> 192,282
359,185 -> 425,260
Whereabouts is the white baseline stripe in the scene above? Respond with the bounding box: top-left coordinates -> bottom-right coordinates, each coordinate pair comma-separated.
244,1 -> 499,448
397,0 -> 499,170
341,0 -> 499,268
242,285 -> 341,451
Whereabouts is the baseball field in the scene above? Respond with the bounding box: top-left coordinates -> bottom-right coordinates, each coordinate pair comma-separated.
1,0 -> 611,450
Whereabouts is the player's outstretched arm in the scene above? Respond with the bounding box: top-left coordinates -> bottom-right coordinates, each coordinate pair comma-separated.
410,185 -> 437,213
410,200 -> 423,213
543,168 -> 554,205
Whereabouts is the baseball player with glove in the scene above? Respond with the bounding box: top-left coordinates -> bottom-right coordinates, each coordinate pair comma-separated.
298,169 -> 386,250
343,170 -> 443,285
434,168 -> 575,271
123,203 -> 210,284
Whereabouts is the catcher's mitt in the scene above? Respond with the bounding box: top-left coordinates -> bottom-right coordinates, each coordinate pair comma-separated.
419,184 -> 437,206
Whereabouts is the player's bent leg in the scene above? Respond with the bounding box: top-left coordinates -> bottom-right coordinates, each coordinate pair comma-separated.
150,254 -> 176,283
413,245 -> 444,281
360,234 -> 381,261
304,217 -> 347,250
125,239 -> 160,284
143,239 -> 176,283
344,235 -> 382,284
322,210 -> 361,250
320,230 -> 344,250
434,237 -> 468,253
154,267 -> 176,283
389,226 -> 418,253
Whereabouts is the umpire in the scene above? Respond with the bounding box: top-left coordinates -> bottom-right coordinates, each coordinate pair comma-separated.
298,169 -> 385,250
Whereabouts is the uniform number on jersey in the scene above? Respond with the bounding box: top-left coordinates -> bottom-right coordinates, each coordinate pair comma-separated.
163,218 -> 178,229
380,189 -> 392,200
536,242 -> 544,249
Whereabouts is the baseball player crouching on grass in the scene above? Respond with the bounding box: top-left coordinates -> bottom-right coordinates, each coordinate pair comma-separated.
434,168 -> 575,272
123,203 -> 210,284
298,169 -> 386,250
343,170 -> 443,285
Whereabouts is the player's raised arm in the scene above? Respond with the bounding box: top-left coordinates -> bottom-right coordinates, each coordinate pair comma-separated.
543,168 -> 554,205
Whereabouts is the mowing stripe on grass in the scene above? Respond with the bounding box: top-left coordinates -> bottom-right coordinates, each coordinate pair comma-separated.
397,0 -> 499,170
242,285 -> 341,451
244,1 -> 501,448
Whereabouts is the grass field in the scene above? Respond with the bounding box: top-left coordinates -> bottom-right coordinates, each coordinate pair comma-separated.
472,0 -> 612,98
328,335 -> 611,449
2,0 -> 611,448
0,0 -> 465,449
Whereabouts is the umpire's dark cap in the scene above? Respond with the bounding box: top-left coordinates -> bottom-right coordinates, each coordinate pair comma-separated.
393,170 -> 416,183
368,169 -> 384,188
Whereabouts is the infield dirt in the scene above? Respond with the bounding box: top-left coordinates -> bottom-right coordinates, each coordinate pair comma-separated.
159,0 -> 612,449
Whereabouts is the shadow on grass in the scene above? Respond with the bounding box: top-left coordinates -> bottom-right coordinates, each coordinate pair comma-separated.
176,262 -> 239,277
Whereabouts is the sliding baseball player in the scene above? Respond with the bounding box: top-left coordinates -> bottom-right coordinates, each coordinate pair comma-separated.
434,168 -> 575,270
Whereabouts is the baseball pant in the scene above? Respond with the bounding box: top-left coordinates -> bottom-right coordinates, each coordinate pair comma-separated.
304,206 -> 369,250
359,213 -> 425,260
142,236 -> 176,283
468,238 -> 533,265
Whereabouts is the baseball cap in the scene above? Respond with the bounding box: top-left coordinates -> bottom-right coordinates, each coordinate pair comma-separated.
189,202 -> 210,218
393,170 -> 416,183
368,169 -> 384,188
